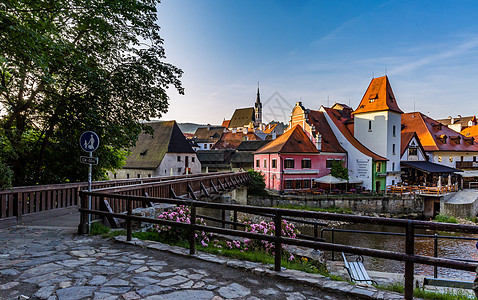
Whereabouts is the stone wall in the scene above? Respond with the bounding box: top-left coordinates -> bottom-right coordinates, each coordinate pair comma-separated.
248,194 -> 423,215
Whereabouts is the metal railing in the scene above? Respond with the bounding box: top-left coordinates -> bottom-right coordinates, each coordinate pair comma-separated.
78,191 -> 478,300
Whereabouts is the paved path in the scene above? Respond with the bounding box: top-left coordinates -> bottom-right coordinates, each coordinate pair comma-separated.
0,212 -> 404,300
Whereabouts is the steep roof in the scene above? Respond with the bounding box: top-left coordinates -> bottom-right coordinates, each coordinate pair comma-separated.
353,76 -> 403,115
400,131 -> 427,158
402,112 -> 478,152
323,107 -> 387,161
228,107 -> 255,128
254,125 -> 320,154
462,125 -> 478,139
124,121 -> 194,169
212,132 -> 261,150
307,110 -> 346,153
194,126 -> 224,142
221,120 -> 230,128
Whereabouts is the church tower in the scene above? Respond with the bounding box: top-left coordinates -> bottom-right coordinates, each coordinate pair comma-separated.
254,83 -> 262,126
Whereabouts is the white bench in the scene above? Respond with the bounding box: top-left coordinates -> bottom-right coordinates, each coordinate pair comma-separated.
342,252 -> 377,285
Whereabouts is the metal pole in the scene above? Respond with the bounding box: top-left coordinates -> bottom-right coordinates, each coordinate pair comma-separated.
404,220 -> 415,300
434,234 -> 438,278
88,151 -> 92,231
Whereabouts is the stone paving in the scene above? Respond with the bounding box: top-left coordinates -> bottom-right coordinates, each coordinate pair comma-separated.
0,225 -> 405,300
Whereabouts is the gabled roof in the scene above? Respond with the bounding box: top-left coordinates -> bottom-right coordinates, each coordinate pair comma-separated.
353,76 -> 403,115
254,125 -> 320,154
462,125 -> 478,139
194,126 -> 225,141
401,131 -> 427,159
262,123 -> 278,134
124,121 -> 195,169
228,107 -> 255,128
323,107 -> 387,161
402,112 -> 478,152
212,132 -> 261,150
307,110 -> 346,153
221,120 -> 230,128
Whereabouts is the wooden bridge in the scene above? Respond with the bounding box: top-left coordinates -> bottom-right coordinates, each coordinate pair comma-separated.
0,171 -> 250,228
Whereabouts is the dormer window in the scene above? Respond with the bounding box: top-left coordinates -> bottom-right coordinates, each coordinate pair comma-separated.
140,150 -> 148,156
436,134 -> 447,143
432,123 -> 443,130
464,137 -> 475,145
449,136 -> 461,144
369,93 -> 378,102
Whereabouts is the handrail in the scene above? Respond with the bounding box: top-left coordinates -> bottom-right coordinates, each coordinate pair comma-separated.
78,191 -> 478,300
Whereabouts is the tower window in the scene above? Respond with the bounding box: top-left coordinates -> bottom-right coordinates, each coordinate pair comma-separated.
393,125 -> 396,137
368,120 -> 372,131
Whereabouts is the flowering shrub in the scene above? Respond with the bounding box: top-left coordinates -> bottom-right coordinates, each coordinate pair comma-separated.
224,220 -> 299,255
155,205 -> 211,246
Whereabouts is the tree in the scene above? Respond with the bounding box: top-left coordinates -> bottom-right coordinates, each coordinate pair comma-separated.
330,160 -> 349,181
0,0 -> 183,186
247,169 -> 266,195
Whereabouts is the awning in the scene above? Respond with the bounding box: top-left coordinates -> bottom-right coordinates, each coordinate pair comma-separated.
456,170 -> 478,178
401,161 -> 462,173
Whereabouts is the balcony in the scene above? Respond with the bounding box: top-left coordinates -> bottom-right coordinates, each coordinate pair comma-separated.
455,161 -> 478,169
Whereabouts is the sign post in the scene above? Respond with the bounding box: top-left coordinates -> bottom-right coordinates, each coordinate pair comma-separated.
79,131 -> 100,232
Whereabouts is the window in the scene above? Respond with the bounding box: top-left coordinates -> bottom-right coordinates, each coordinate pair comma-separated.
177,156 -> 181,162
375,162 -> 381,173
461,156 -> 464,161
285,180 -> 293,189
148,174 -> 151,178
272,159 -> 277,168
137,174 -> 141,178
326,159 -> 340,169
368,120 -> 372,131
474,156 -> 477,162
301,159 -> 311,169
392,180 -> 395,185
126,174 -> 130,179
178,167 -> 182,173
392,162 -> 395,171
303,179 -> 311,189
256,159 -> 260,168
294,179 -> 302,189
263,159 -> 267,168
392,144 -> 396,155
284,159 -> 294,169
408,148 -> 417,156
449,157 -> 453,162
393,125 -> 396,137
192,157 -> 195,163
113,173 -> 117,179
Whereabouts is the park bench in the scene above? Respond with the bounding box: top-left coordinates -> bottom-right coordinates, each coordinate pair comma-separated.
342,252 -> 377,285
423,277 -> 473,289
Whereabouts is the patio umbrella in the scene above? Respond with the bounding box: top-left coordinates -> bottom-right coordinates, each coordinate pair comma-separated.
314,174 -> 347,192
448,174 -> 452,186
437,175 -> 442,190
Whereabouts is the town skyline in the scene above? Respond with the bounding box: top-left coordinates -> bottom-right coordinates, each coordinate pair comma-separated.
158,0 -> 478,124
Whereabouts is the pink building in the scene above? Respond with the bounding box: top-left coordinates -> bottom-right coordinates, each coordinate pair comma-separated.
253,125 -> 345,191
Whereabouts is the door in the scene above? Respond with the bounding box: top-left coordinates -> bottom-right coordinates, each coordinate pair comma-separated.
375,181 -> 381,192
185,156 -> 189,169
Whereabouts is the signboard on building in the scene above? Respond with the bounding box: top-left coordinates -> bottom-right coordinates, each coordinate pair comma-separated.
356,159 -> 370,178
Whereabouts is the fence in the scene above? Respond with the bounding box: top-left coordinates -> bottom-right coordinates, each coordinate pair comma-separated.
79,191 -> 478,300
387,184 -> 458,195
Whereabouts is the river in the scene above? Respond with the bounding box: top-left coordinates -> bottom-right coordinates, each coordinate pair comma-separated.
301,223 -> 478,281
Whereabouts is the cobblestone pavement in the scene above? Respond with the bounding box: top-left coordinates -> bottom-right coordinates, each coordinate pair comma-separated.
0,225 -> 404,300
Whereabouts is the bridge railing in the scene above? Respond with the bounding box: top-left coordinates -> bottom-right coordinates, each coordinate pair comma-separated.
0,171 -> 242,224
78,191 -> 478,300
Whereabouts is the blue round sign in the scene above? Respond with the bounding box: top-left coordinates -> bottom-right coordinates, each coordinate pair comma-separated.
80,131 -> 100,152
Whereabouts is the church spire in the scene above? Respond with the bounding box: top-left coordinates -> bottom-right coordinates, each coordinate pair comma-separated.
254,82 -> 262,126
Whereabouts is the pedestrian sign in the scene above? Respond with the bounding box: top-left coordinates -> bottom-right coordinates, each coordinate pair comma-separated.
79,131 -> 100,152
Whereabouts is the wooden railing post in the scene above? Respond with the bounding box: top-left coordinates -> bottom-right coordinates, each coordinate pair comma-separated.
221,208 -> 226,228
404,220 -> 415,300
13,192 -> 22,222
189,204 -> 196,255
126,199 -> 132,241
78,193 -> 89,234
233,210 -> 238,230
274,210 -> 282,272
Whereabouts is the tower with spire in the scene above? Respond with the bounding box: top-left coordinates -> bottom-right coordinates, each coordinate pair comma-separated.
254,83 -> 262,126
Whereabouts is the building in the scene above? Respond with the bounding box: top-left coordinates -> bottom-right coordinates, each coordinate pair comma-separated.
437,115 -> 477,132
212,131 -> 261,150
109,121 -> 201,179
351,76 -> 402,188
253,125 -> 345,191
193,125 -> 225,150
230,140 -> 269,171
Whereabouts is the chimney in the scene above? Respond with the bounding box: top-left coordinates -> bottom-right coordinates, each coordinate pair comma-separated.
207,124 -> 211,130
242,127 -> 248,134
272,132 -> 277,140
315,133 -> 322,151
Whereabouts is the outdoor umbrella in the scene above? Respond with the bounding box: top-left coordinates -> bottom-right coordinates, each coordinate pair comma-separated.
314,174 -> 347,192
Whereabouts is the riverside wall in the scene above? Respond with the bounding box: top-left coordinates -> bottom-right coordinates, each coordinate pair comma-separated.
248,194 -> 423,215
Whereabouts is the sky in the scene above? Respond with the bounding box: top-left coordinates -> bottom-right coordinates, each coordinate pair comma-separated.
157,0 -> 478,125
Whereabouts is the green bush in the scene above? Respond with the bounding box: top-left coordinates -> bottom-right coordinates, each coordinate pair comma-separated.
434,214 -> 458,223
247,169 -> 267,195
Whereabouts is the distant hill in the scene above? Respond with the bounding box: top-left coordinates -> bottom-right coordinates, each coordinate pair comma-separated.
178,123 -> 207,134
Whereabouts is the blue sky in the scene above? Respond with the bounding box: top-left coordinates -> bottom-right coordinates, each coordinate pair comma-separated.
157,0 -> 478,125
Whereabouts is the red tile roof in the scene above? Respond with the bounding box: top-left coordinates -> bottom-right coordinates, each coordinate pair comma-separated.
221,120 -> 230,128
353,76 -> 403,115
323,107 -> 387,161
212,132 -> 261,150
402,112 -> 478,152
400,131 -> 427,158
462,124 -> 478,139
254,125 -> 319,154
307,110 -> 346,153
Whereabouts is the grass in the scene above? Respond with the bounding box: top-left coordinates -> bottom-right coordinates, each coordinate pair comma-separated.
377,282 -> 475,300
274,204 -> 352,214
434,214 -> 458,223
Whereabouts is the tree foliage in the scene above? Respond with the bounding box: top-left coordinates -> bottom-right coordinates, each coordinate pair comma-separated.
330,160 -> 349,181
247,169 -> 267,195
0,0 -> 183,186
